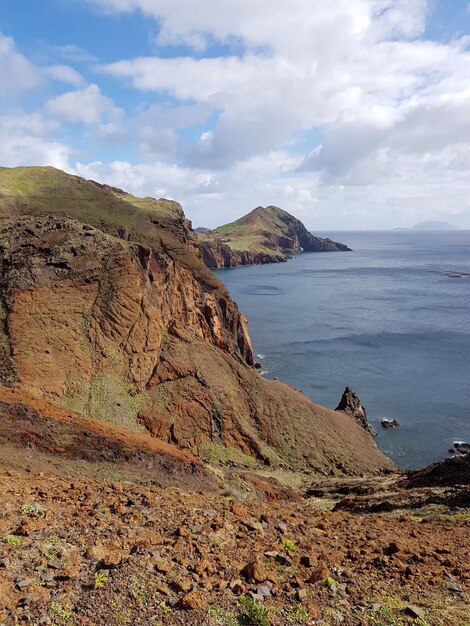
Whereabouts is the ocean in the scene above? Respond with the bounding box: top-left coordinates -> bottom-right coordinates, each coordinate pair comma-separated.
213,230 -> 470,469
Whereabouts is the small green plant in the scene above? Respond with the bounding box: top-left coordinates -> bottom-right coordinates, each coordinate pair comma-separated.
282,539 -> 298,553
50,602 -> 73,622
97,506 -> 111,516
449,512 -> 470,521
287,605 -> 309,623
320,576 -> 337,588
378,607 -> 396,621
94,571 -> 109,589
159,601 -> 172,614
40,535 -> 64,560
22,502 -> 46,518
3,534 -> 22,547
208,607 -> 238,626
239,596 -> 270,626
137,590 -> 147,605
365,598 -> 419,626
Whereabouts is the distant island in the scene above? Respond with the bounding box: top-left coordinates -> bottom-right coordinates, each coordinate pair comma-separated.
395,220 -> 458,231
197,205 -> 351,268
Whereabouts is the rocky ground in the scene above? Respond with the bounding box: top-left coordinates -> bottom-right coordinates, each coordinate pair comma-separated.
0,455 -> 468,625
0,386 -> 469,625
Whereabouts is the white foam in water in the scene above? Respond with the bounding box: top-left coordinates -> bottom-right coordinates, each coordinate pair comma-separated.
256,353 -> 265,359
260,370 -> 269,376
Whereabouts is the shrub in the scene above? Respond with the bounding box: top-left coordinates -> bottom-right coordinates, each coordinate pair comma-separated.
50,602 -> 73,622
94,571 -> 108,589
159,601 -> 172,614
282,539 -> 298,553
22,503 -> 46,518
320,576 -> 337,588
208,607 -> 238,626
3,535 -> 21,547
287,605 -> 309,623
238,596 -> 270,626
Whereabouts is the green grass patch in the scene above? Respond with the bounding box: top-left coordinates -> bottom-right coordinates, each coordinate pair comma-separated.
60,372 -> 146,431
94,571 -> 109,589
202,443 -> 257,468
50,602 -> 74,623
22,503 -> 46,518
286,606 -> 309,623
208,606 -> 238,626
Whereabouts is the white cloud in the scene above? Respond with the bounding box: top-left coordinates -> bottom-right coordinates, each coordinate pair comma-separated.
89,0 -> 427,54
0,114 -> 71,170
138,102 -> 212,128
47,44 -> 97,64
69,148 -> 470,230
101,29 -> 470,173
43,64 -> 85,87
46,84 -> 122,125
71,159 -> 218,199
0,33 -> 42,92
138,127 -> 180,160
3,3 -> 470,228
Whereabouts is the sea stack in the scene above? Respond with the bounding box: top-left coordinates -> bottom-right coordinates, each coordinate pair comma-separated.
335,386 -> 370,432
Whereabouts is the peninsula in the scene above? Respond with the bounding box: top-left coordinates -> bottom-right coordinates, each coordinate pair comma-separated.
198,205 -> 351,268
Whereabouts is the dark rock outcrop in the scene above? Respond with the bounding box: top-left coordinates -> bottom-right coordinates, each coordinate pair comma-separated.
405,452 -> 470,488
309,452 -> 470,513
335,387 -> 370,432
449,441 -> 470,456
381,418 -> 401,429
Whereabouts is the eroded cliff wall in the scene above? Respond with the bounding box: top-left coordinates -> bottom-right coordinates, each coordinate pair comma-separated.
0,167 -> 392,475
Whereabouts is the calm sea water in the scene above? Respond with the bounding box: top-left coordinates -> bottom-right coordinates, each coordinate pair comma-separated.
214,231 -> 470,469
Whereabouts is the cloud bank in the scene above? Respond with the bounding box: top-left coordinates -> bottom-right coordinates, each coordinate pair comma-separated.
1,1 -> 470,228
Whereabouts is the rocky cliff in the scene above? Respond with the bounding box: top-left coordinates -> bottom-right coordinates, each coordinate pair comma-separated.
198,205 -> 351,267
0,166 -> 391,475
200,240 -> 286,268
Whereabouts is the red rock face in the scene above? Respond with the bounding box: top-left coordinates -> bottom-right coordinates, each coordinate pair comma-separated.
0,215 -> 251,394
0,211 -> 392,476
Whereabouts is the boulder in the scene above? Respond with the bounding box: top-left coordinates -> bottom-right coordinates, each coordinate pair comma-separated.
380,418 -> 400,429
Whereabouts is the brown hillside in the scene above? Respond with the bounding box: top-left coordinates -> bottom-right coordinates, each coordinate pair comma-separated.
0,167 -> 391,476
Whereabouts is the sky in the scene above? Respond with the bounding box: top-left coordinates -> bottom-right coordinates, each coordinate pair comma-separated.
1,1 -> 470,229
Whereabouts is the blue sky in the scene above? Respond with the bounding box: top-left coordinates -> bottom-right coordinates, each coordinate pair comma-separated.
1,0 -> 470,229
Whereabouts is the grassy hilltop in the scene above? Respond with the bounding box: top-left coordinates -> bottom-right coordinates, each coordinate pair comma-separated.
198,205 -> 351,267
0,165 -> 183,229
